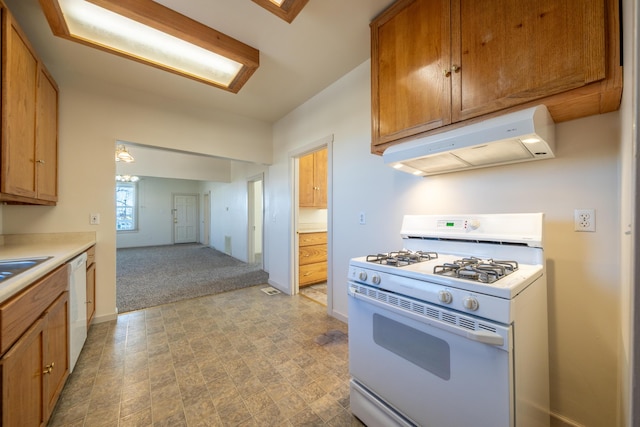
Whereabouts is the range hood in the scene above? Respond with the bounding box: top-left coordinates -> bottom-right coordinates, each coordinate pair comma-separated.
383,105 -> 555,176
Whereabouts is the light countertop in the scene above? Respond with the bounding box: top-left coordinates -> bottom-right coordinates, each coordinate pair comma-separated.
0,232 -> 96,303
298,223 -> 327,233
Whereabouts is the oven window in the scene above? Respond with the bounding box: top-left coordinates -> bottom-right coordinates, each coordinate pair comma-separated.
373,314 -> 451,380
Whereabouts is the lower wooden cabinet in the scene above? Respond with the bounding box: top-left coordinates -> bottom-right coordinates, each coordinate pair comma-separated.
0,266 -> 69,427
299,231 -> 327,287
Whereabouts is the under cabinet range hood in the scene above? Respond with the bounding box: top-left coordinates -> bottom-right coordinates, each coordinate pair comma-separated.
383,105 -> 555,176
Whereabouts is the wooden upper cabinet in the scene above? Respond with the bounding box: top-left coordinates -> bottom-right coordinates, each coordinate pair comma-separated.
452,0 -> 605,122
2,11 -> 39,200
373,0 -> 451,143
299,148 -> 327,208
371,0 -> 622,154
35,67 -> 59,203
1,5 -> 59,205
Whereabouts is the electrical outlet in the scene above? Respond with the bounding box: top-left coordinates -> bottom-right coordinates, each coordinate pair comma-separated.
359,211 -> 366,225
574,209 -> 595,232
90,213 -> 100,225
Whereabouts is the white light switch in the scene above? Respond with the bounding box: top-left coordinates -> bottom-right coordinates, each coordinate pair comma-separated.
90,213 -> 100,225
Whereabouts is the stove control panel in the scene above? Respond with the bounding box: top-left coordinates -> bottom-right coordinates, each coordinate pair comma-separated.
436,218 -> 480,231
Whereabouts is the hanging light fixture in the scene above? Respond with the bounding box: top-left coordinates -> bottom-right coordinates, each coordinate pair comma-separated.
115,144 -> 135,163
116,175 -> 140,182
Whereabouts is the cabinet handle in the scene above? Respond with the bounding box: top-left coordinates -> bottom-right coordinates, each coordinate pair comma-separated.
303,272 -> 312,276
443,65 -> 461,77
43,362 -> 55,374
36,159 -> 45,164
86,300 -> 93,304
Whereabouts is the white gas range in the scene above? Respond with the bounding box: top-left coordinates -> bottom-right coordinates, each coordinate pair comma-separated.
347,213 -> 550,427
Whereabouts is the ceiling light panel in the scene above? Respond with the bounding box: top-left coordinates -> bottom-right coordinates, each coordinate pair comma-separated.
252,0 -> 309,23
39,0 -> 259,92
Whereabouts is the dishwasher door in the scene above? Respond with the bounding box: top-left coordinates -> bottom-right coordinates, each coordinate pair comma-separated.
68,252 -> 87,372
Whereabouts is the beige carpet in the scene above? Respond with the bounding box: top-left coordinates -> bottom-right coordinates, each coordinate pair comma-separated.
116,244 -> 268,313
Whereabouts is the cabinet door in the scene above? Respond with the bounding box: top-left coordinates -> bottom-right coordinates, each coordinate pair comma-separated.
313,149 -> 327,208
451,0 -> 606,121
2,11 -> 38,199
372,0 -> 451,147
1,317 -> 46,427
86,262 -> 96,327
299,153 -> 315,207
35,66 -> 59,202
43,292 -> 69,420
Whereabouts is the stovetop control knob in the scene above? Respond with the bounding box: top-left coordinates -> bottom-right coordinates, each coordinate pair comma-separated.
358,271 -> 367,281
438,290 -> 453,304
371,274 -> 381,285
463,296 -> 479,311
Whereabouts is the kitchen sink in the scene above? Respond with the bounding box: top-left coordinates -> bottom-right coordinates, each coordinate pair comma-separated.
0,256 -> 53,282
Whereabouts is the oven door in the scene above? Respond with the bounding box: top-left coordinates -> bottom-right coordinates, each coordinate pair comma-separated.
348,282 -> 514,427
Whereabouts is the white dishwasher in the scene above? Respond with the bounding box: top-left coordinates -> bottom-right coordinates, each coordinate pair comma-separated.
68,252 -> 87,373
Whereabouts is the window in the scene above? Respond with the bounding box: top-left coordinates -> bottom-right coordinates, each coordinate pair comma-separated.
116,182 -> 137,231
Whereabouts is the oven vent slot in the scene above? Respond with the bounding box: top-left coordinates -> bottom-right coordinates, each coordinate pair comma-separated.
478,323 -> 498,333
425,307 -> 440,319
411,304 -> 425,315
442,313 -> 457,325
459,318 -> 476,330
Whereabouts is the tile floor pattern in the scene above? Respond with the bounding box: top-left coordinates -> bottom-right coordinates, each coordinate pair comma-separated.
48,285 -> 365,426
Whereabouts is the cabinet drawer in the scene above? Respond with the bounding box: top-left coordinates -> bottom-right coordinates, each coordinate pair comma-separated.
86,245 -> 95,267
299,262 -> 327,286
299,232 -> 327,246
0,264 -> 69,355
299,244 -> 327,265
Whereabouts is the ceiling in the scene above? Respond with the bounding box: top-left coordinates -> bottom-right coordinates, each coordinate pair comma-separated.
6,0 -> 394,124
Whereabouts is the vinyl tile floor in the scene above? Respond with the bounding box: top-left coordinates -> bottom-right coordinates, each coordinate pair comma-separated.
48,285 -> 365,426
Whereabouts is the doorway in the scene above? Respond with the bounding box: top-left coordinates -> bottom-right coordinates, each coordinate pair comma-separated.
247,175 -> 264,266
173,193 -> 198,244
293,135 -> 333,310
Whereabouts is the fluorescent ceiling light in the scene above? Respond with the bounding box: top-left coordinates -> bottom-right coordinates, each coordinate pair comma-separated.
252,0 -> 309,23
39,0 -> 259,92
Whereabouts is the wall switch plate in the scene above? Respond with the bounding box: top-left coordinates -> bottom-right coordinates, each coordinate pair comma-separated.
574,209 -> 595,232
90,213 -> 100,225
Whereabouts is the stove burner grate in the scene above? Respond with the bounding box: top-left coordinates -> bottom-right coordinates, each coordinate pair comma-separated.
366,250 -> 438,267
433,257 -> 518,283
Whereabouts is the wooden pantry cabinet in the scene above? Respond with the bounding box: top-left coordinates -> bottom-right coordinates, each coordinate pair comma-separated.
371,0 -> 622,154
0,3 -> 59,205
0,265 -> 70,427
299,231 -> 327,287
299,148 -> 327,208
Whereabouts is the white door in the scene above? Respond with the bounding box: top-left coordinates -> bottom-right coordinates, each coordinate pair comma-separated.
173,194 -> 198,243
247,176 -> 264,265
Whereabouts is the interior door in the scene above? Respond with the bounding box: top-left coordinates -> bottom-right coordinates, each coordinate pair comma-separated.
173,194 -> 198,244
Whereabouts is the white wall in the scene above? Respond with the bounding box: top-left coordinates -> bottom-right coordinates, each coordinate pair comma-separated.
1,83 -> 272,323
116,177 -> 202,248
199,162 -> 269,264
268,56 -> 627,425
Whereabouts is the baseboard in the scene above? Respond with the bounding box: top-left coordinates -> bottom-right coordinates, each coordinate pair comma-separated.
331,309 -> 347,323
268,279 -> 291,295
92,312 -> 118,324
551,412 -> 585,427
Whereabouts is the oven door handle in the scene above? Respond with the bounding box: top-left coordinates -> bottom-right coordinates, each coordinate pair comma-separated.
351,289 -> 505,347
